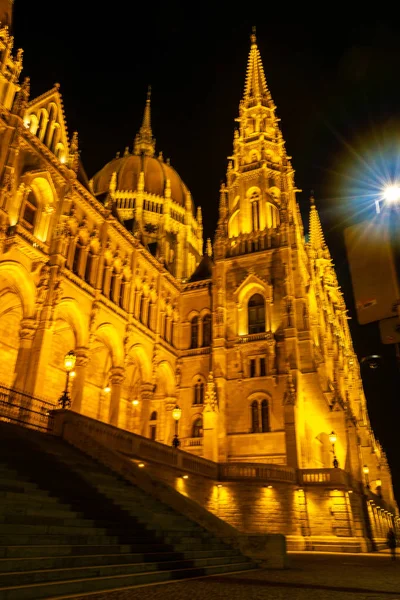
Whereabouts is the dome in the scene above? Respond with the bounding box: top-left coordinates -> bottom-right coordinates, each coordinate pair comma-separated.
92,154 -> 191,209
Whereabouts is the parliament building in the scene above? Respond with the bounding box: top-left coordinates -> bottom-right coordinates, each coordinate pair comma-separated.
0,1 -> 398,551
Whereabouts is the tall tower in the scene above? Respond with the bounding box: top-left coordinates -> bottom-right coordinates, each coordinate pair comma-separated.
209,29 -> 397,517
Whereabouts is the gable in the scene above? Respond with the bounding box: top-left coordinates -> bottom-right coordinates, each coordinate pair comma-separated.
23,84 -> 69,164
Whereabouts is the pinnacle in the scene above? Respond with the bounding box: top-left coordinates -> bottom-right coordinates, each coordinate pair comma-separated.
243,31 -> 271,103
309,194 -> 327,253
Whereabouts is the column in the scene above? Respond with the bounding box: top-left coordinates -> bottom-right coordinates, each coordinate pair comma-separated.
25,323 -> 54,398
71,347 -> 89,414
108,366 -> 125,426
12,318 -> 37,392
139,381 -> 154,436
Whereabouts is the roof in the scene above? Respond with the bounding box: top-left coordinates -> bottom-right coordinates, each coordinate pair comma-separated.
188,254 -> 214,282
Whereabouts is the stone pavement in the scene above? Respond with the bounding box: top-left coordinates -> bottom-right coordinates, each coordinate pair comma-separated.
64,551 -> 400,600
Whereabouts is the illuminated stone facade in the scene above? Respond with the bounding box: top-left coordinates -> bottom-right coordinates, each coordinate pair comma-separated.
0,7 -> 397,549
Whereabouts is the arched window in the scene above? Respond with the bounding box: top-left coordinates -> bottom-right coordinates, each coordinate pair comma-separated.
251,200 -> 259,231
170,320 -> 175,347
190,316 -> 199,349
193,378 -> 205,405
192,417 -> 203,438
139,294 -> 145,323
72,243 -> 82,276
110,270 -> 118,301
248,293 -> 265,334
163,315 -> 168,340
261,399 -> 269,432
149,410 -> 157,441
119,277 -> 126,309
85,249 -> 94,284
202,314 -> 211,347
21,190 -> 38,231
147,302 -> 152,329
251,400 -> 259,433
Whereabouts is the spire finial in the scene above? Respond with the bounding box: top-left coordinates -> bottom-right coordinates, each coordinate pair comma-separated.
251,26 -> 256,44
134,86 -> 155,157
310,190 -> 315,206
243,27 -> 272,103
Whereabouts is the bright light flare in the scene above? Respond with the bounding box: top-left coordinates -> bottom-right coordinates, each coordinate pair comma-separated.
383,184 -> 400,204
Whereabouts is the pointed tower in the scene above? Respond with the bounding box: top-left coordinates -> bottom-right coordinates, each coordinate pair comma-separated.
134,86 -> 155,157
215,27 -> 293,258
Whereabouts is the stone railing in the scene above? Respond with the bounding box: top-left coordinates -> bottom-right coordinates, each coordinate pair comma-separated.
182,437 -> 203,447
220,462 -> 296,484
237,331 -> 274,344
299,468 -> 352,488
51,409 -> 287,569
52,410 -> 218,479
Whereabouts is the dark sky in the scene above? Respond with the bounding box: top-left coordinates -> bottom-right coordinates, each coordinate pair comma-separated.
13,5 -> 400,502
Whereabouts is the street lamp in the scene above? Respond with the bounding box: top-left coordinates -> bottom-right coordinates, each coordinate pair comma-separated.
329,431 -> 339,468
58,350 -> 76,409
172,404 -> 182,448
376,477 -> 382,497
363,464 -> 370,489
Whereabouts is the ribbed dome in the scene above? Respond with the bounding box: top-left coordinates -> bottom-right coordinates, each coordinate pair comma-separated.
92,154 -> 191,208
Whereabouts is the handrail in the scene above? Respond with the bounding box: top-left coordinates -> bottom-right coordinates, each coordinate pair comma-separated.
0,383 -> 55,432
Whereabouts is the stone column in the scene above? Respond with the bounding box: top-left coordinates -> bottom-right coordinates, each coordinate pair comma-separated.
12,318 -> 37,392
26,323 -> 55,398
71,347 -> 89,414
139,381 -> 154,436
108,366 -> 125,427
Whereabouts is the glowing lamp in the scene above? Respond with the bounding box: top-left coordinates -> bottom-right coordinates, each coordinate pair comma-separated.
69,370 -> 76,379
329,431 -> 337,445
172,405 -> 182,421
104,384 -> 111,394
138,463 -> 145,468
64,350 -> 76,372
363,465 -> 369,475
383,185 -> 400,204
132,399 -> 139,406
182,475 -> 189,479
217,484 -> 223,488
376,478 -> 382,488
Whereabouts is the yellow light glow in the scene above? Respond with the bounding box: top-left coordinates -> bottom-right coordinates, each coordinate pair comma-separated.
363,465 -> 369,475
60,155 -> 66,164
132,399 -> 139,406
182,475 -> 189,479
217,484 -> 223,488
104,385 -> 111,394
383,185 -> 400,204
172,405 -> 182,421
69,371 -> 76,379
64,350 -> 76,372
138,463 -> 145,468
376,478 -> 382,488
329,431 -> 337,445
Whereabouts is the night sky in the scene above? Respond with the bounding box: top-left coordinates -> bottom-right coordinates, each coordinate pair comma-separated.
13,5 -> 400,502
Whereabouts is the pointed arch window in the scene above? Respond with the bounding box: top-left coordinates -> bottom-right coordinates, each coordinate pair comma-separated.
72,243 -> 82,276
110,269 -> 118,301
147,301 -> 152,329
202,314 -> 211,347
251,400 -> 259,433
85,249 -> 95,285
261,399 -> 270,432
248,293 -> 265,334
193,378 -> 205,405
118,276 -> 126,309
190,316 -> 199,349
21,190 -> 38,231
170,320 -> 175,347
192,417 -> 203,438
251,199 -> 260,231
139,294 -> 145,323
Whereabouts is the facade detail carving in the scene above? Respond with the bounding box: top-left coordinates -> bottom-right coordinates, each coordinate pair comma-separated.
0,10 -> 397,550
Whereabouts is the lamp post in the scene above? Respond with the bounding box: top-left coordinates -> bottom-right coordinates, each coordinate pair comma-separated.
172,404 -> 182,448
329,431 -> 339,468
58,350 -> 76,409
363,464 -> 370,489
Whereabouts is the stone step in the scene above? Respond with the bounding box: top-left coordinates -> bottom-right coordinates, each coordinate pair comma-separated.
0,554 -> 250,586
0,548 -> 240,572
0,505 -> 84,520
0,550 -> 243,573
0,561 -> 256,600
0,544 -> 172,559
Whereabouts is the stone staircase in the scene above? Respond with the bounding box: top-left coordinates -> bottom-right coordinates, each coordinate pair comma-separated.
0,422 -> 256,599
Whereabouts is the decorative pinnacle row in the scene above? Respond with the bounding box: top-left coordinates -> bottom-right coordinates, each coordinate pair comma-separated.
309,193 -> 327,253
243,28 -> 272,104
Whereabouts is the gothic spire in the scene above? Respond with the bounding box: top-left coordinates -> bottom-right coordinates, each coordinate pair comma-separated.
134,86 -> 155,157
309,193 -> 327,254
243,27 -> 273,106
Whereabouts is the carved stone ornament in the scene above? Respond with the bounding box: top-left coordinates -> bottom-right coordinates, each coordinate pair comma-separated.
283,369 -> 296,405
19,318 -> 37,340
204,371 -> 218,412
35,263 -> 50,306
